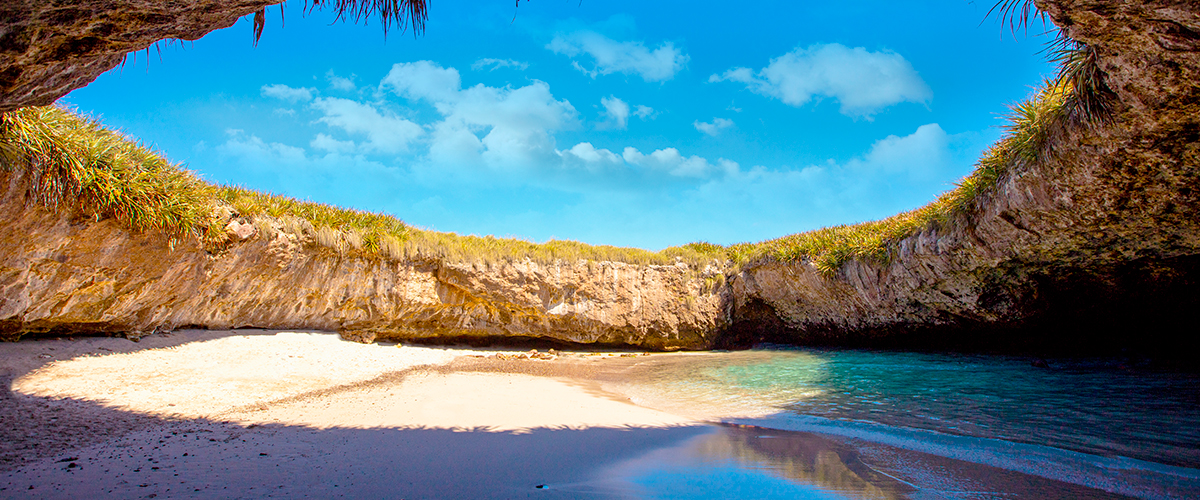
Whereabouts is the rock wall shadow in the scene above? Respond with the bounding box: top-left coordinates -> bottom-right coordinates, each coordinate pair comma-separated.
0,383 -> 918,499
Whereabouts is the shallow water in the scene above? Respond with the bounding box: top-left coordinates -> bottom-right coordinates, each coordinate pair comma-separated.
613,348 -> 1200,499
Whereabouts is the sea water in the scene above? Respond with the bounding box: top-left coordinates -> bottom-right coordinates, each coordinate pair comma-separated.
607,348 -> 1200,499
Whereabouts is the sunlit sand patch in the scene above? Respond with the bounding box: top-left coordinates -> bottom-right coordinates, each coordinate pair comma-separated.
12,331 -> 478,418
12,331 -> 697,432
227,372 -> 695,432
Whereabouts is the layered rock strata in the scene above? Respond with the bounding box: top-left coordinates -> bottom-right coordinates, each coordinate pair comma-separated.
0,0 -> 279,113
726,0 -> 1200,353
0,169 -> 726,349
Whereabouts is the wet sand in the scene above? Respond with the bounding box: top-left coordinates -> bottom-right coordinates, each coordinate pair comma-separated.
0,330 -> 1136,499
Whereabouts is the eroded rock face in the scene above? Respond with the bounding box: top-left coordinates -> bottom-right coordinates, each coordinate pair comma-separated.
0,170 -> 727,349
724,0 -> 1200,353
0,0 -> 276,112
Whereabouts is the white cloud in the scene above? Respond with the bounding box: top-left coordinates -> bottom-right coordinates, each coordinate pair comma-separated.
472,58 -> 529,71
542,123 -> 972,248
382,61 -> 578,170
559,142 -> 624,172
214,130 -> 406,211
261,84 -> 316,102
711,43 -> 931,117
621,147 -> 736,178
846,123 -> 949,179
381,60 -> 463,103
547,30 -> 687,82
310,133 -> 357,154
219,129 -> 308,163
264,61 -> 740,191
694,117 -> 734,136
599,96 -> 630,129
326,70 -> 356,91
310,97 -> 423,154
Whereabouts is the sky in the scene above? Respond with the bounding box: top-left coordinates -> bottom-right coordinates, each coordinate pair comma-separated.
60,0 -> 1057,250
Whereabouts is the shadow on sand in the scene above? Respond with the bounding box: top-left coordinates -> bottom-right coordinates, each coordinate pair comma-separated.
0,331 -> 1136,499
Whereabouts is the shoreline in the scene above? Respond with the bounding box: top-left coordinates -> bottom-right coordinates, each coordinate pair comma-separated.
0,330 -> 1162,498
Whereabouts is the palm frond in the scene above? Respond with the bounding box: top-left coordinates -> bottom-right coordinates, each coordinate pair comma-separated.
1049,37 -> 1113,124
986,0 -> 1045,35
306,0 -> 428,35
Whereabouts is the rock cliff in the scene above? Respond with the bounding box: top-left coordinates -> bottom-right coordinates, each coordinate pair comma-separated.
0,0 -> 277,113
0,166 -> 726,348
725,0 -> 1200,354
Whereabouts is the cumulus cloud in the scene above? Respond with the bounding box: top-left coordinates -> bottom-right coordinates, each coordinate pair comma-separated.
214,129 -> 407,212
310,133 -> 357,154
559,142 -> 624,172
710,43 -> 931,117
846,123 -> 949,179
310,97 -> 423,154
599,96 -> 630,129
261,84 -> 316,102
326,70 -> 356,91
547,30 -> 687,82
694,117 -> 734,136
621,147 -> 737,178
472,58 -> 529,71
381,60 -> 464,103
542,122 -> 972,248
219,129 -> 308,164
382,61 -> 578,170
257,61 -> 752,193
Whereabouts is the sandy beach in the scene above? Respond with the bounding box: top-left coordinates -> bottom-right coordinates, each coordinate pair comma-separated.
0,330 -> 1142,499
0,330 -> 712,498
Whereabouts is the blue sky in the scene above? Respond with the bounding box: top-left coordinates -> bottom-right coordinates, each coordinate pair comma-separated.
60,0 -> 1056,250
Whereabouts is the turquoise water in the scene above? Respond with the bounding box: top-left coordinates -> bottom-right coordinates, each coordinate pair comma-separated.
618,348 -> 1200,499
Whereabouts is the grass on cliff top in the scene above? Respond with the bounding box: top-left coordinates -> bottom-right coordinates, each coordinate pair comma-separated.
0,106 -> 723,268
0,46 -> 1095,277
733,77 -> 1079,275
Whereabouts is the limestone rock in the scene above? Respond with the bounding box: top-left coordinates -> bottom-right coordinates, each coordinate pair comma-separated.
339,330 -> 376,344
0,169 -> 725,349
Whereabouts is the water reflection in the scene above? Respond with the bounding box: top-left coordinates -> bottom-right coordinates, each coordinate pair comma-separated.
604,425 -> 911,499
617,348 -> 1200,469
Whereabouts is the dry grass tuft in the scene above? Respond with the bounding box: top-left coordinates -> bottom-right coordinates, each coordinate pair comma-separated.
0,106 -> 722,270
0,3 -> 1107,281
732,78 -> 1076,276
0,106 -> 221,245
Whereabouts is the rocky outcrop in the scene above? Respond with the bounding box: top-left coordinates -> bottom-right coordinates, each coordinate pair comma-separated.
0,0 -> 281,113
0,168 -> 726,349
724,0 -> 1200,354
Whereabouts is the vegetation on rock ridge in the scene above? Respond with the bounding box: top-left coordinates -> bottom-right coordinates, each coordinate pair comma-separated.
0,1 -> 1110,278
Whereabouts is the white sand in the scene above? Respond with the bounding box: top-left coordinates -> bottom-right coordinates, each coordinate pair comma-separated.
0,329 -> 703,498
9,330 -> 693,430
228,371 -> 693,431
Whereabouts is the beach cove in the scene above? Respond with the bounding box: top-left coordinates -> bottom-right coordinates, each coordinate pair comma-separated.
3,330 -> 1196,499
